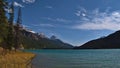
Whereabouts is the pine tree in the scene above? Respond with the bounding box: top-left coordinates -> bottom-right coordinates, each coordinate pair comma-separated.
14,7 -> 22,49
6,2 -> 15,50
0,0 -> 9,48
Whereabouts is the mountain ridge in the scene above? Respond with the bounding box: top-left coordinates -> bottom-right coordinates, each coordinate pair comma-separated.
21,28 -> 73,49
75,30 -> 120,49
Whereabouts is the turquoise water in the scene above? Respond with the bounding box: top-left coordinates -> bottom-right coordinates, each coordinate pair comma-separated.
27,49 -> 120,68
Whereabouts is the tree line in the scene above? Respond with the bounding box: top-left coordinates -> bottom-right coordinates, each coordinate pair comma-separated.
0,0 -> 22,51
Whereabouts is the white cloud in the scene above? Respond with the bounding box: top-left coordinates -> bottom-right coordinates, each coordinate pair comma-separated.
75,7 -> 87,17
56,18 -> 71,23
45,6 -> 53,9
75,10 -> 81,16
22,0 -> 36,3
23,25 -> 30,28
73,9 -> 120,31
82,13 -> 86,17
14,2 -> 24,7
33,24 -> 55,27
5,2 -> 23,13
39,24 -> 54,27
4,8 -> 10,13
43,17 -> 72,23
74,22 -> 120,30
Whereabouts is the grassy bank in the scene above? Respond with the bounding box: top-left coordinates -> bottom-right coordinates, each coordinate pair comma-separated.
0,51 -> 36,68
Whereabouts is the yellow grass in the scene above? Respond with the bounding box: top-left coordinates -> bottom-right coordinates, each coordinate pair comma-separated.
0,51 -> 36,68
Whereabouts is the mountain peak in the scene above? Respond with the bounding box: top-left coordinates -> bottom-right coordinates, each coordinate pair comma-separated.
50,35 -> 57,40
21,28 -> 73,49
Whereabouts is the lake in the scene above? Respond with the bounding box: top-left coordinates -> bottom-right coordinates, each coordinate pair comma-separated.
26,49 -> 120,68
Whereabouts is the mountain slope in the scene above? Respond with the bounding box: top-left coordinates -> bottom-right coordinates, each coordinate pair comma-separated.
75,30 -> 120,49
21,29 -> 73,49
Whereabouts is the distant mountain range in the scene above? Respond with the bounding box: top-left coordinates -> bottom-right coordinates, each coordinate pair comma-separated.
75,30 -> 120,49
21,27 -> 120,49
21,28 -> 73,49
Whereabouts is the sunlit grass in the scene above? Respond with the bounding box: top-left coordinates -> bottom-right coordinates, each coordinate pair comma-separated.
0,51 -> 36,68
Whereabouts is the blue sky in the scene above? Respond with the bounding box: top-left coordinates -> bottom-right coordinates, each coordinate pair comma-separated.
10,0 -> 120,46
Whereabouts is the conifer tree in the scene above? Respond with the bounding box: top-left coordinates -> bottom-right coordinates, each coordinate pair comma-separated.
0,0 -> 9,48
6,2 -> 15,50
15,7 -> 22,49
